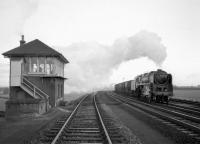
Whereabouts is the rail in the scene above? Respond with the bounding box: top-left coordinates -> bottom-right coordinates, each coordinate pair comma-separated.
51,94 -> 112,144
117,94 -> 200,123
171,98 -> 200,107
110,93 -> 200,134
94,94 -> 112,144
51,95 -> 88,144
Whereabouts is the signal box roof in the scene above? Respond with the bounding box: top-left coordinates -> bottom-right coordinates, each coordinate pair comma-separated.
2,39 -> 69,64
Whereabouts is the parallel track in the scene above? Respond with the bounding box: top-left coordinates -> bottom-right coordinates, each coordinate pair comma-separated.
120,93 -> 200,117
109,92 -> 200,142
155,102 -> 200,117
171,98 -> 200,108
170,101 -> 200,113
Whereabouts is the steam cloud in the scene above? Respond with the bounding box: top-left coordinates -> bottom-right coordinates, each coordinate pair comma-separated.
63,30 -> 167,93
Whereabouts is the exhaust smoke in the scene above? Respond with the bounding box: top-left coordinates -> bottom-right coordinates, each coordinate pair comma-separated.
62,30 -> 167,93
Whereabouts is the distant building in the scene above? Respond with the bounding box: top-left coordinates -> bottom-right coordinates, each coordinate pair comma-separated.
2,36 -> 69,119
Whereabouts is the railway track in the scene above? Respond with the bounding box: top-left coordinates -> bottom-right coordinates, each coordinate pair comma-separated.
170,101 -> 200,113
155,102 -> 200,117
119,93 -> 200,117
40,93 -> 126,144
108,92 -> 200,142
171,98 -> 200,108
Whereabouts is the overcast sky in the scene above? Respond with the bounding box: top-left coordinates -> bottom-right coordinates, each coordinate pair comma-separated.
0,0 -> 200,92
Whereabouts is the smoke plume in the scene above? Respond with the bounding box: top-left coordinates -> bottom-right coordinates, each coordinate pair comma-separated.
63,30 -> 167,93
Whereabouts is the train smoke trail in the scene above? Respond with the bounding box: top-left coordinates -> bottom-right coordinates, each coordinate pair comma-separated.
62,30 -> 167,93
112,30 -> 166,66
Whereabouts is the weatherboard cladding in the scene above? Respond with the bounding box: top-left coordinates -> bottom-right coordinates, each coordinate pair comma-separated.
2,39 -> 69,63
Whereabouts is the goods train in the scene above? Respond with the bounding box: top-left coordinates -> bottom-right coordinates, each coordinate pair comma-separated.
115,69 -> 173,103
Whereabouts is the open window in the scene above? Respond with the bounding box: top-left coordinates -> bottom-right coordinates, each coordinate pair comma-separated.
46,58 -> 54,74
31,57 -> 38,72
23,57 -> 30,74
38,57 -> 45,73
25,57 -> 57,75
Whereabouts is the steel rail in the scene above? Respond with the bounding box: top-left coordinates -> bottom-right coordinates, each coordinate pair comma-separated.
171,98 -> 200,107
157,103 -> 200,116
115,93 -> 200,116
110,94 -> 200,134
51,95 -> 88,144
94,94 -> 113,144
115,94 -> 200,123
170,103 -> 200,113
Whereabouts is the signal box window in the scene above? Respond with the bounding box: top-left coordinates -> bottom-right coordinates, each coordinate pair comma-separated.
27,57 -> 55,75
46,58 -> 54,74
39,57 -> 45,73
31,57 -> 38,72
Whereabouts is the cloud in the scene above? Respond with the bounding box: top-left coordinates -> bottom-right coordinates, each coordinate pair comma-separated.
62,30 -> 167,93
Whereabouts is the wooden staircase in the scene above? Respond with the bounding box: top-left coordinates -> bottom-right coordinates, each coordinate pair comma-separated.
21,76 -> 49,100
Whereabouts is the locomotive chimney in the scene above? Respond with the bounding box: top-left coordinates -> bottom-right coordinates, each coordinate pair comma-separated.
20,35 -> 26,46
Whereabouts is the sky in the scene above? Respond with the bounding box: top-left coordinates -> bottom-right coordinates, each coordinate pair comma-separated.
0,0 -> 200,93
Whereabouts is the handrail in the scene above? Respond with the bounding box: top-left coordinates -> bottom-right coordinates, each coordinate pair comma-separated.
23,77 -> 49,98
21,77 -> 49,99
22,80 -> 43,99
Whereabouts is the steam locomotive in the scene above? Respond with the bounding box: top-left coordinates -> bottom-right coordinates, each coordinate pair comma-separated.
114,69 -> 173,103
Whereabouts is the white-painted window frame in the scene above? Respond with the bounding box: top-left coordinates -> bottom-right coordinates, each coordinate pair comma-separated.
28,57 -> 47,74
26,57 -> 64,77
